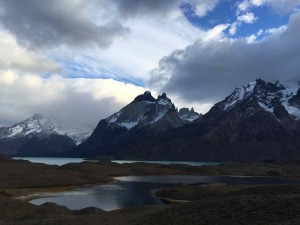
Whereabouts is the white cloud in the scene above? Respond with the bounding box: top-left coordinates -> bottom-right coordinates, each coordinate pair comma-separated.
1,0 -> 299,122
203,24 -> 230,41
229,11 -> 257,36
237,12 -> 258,23
266,25 -> 287,35
97,17 -> 204,79
0,0 -> 220,84
246,29 -> 263,43
193,0 -> 220,17
250,0 -> 265,6
0,28 -> 60,73
266,0 -> 300,14
0,0 -> 219,124
149,11 -> 300,106
48,8 -> 205,83
237,0 -> 300,15
237,0 -> 251,13
229,22 -> 239,35
0,71 -> 146,125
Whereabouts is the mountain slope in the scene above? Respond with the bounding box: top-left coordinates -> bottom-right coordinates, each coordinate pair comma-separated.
72,92 -> 200,157
112,79 -> 300,162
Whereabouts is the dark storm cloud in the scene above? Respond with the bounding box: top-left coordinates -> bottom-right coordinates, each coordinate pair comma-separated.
0,0 -> 129,50
149,12 -> 300,104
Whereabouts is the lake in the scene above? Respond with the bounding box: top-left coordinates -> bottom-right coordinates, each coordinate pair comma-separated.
30,175 -> 300,211
13,157 -> 86,166
112,160 -> 220,166
13,157 -> 220,166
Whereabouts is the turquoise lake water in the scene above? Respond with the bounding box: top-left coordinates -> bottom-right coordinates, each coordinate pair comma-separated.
13,157 -> 221,166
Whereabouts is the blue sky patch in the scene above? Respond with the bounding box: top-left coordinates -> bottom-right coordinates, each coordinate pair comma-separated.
181,0 -> 291,38
48,55 -> 145,87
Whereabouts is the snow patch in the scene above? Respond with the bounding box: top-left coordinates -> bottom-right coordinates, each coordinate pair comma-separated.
107,112 -> 121,123
282,103 -> 300,119
157,99 -> 171,106
223,86 -> 246,110
246,82 -> 256,91
258,102 -> 274,113
180,115 -> 199,122
119,121 -> 138,130
6,125 -> 24,138
151,110 -> 167,123
281,82 -> 300,119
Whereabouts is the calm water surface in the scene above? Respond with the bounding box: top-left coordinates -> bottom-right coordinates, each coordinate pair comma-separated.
13,157 -> 86,166
30,175 -> 300,211
13,157 -> 220,166
112,160 -> 220,166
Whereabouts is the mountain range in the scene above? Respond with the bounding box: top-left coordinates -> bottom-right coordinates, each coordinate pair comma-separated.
1,79 -> 300,162
74,79 -> 300,162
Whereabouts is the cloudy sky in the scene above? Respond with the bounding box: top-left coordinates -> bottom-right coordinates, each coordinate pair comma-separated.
0,0 -> 300,126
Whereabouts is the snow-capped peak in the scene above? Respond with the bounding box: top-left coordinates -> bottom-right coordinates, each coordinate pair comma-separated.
106,91 -> 177,130
1,114 -> 56,139
223,86 -> 247,110
221,79 -> 300,120
0,114 -> 93,145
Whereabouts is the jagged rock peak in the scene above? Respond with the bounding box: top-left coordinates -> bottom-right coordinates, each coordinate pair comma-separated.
132,91 -> 173,104
223,79 -> 287,111
178,107 -> 201,122
157,93 -> 168,100
252,79 -> 286,92
156,93 -> 172,105
133,91 -> 156,103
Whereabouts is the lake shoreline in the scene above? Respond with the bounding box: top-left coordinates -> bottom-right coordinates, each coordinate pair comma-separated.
1,158 -> 300,224
13,172 -> 300,203
1,158 -> 300,202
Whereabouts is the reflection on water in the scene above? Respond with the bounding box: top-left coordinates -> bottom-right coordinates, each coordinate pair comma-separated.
31,182 -> 165,211
30,175 -> 300,211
